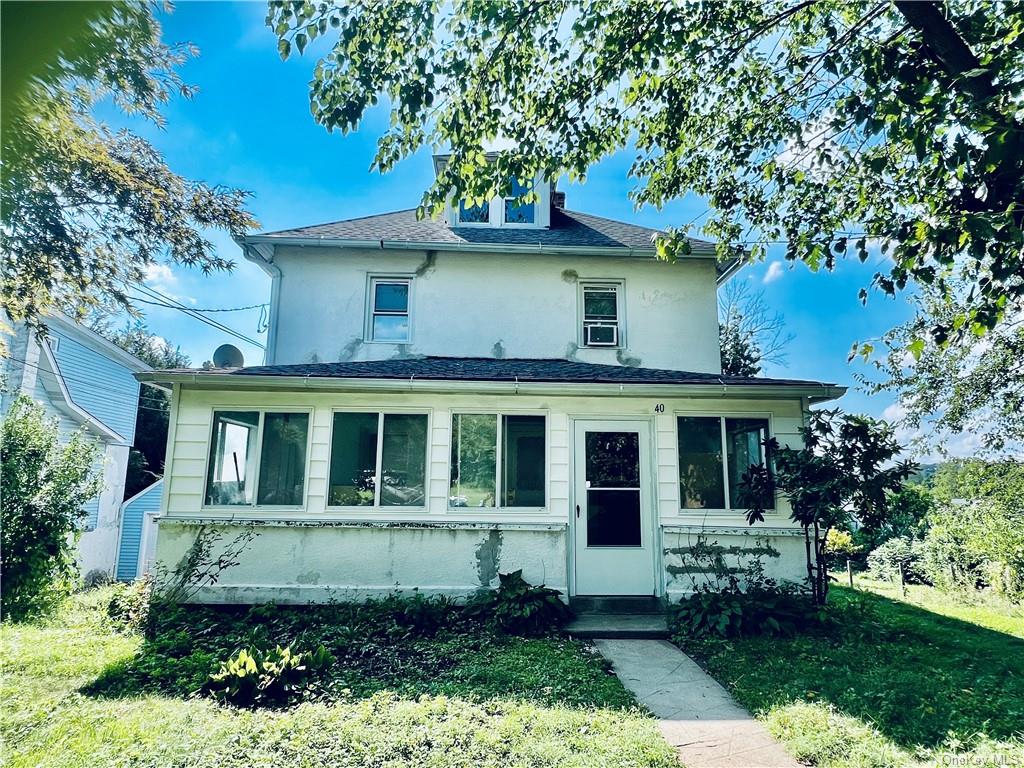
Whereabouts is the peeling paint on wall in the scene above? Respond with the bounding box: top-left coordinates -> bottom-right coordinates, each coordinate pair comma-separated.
296,570 -> 321,584
561,269 -> 579,283
475,529 -> 503,586
616,349 -> 642,367
308,352 -> 320,363
338,337 -> 363,362
415,250 -> 437,277
492,341 -> 506,359
564,342 -> 581,362
391,344 -> 424,360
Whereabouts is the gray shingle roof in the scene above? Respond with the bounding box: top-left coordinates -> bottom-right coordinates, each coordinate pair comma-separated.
158,357 -> 836,389
257,208 -> 717,254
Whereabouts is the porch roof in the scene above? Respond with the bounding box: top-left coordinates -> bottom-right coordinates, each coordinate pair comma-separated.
138,356 -> 846,402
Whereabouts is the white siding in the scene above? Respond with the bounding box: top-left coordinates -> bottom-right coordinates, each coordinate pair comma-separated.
155,385 -> 809,602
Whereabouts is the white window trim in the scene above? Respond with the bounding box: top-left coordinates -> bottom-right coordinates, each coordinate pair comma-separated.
365,274 -> 413,344
578,279 -> 626,348
448,409 -> 549,513
201,407 -> 314,513
673,411 -> 777,514
325,407 -> 432,512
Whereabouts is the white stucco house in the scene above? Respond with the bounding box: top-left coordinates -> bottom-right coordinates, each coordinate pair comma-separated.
139,156 -> 845,604
1,313 -> 152,579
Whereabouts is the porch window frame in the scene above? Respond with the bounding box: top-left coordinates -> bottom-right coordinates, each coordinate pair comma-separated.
201,406 -> 314,513
448,409 -> 550,512
325,407 -> 432,512
673,411 -> 776,513
578,280 -> 625,348
365,274 -> 413,343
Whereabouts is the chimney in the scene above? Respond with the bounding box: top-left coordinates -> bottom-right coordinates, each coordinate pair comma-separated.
552,190 -> 566,209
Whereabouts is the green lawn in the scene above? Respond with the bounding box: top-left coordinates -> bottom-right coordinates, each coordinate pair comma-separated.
675,583 -> 1024,768
1,589 -> 676,768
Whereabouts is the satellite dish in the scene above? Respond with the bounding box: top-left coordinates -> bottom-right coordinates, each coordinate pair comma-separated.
212,344 -> 244,368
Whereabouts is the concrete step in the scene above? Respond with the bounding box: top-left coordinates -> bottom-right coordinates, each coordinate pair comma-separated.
570,595 -> 665,615
565,613 -> 670,640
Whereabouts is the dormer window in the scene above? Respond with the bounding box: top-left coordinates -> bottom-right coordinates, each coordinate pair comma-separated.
458,199 -> 489,224
503,178 -> 535,224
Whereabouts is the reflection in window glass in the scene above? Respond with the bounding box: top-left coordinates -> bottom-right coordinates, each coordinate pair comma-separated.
458,199 -> 489,223
205,411 -> 259,506
585,431 -> 640,487
380,414 -> 428,506
677,417 -> 726,509
502,415 -> 545,507
504,178 -> 535,224
583,287 -> 617,320
257,412 -> 309,506
329,412 -> 379,506
725,418 -> 773,509
449,414 -> 497,507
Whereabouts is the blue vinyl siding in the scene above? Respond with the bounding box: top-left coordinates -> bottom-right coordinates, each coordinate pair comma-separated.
81,497 -> 100,531
116,480 -> 163,581
50,329 -> 141,442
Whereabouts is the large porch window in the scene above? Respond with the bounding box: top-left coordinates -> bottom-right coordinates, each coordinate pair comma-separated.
204,410 -> 310,508
676,415 -> 774,511
328,411 -> 428,507
449,413 -> 546,508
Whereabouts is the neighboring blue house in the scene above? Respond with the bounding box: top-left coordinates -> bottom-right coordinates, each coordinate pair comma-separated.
1,312 -> 153,579
116,479 -> 163,581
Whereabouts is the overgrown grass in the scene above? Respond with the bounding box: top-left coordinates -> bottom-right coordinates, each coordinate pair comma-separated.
1,588 -> 675,768
674,584 -> 1024,768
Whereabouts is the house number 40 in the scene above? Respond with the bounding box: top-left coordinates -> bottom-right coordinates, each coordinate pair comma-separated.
654,403 -> 665,413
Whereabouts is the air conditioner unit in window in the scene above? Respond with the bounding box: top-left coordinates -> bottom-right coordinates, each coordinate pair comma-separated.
585,323 -> 618,346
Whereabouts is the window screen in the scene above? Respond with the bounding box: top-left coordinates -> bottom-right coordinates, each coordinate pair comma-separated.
677,416 -> 726,509
370,279 -> 410,342
256,412 -> 309,506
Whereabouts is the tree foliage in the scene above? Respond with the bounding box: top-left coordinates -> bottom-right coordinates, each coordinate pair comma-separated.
719,281 -> 793,376
0,395 -> 103,621
0,2 -> 256,333
742,410 -> 916,604
272,0 -> 1024,435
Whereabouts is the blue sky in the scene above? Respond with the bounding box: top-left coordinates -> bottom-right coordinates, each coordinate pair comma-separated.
106,2 -> 935,448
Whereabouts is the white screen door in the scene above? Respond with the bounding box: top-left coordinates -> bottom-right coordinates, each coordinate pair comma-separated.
573,420 -> 656,595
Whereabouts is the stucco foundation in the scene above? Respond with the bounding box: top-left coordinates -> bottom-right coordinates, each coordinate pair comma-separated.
155,519 -> 568,604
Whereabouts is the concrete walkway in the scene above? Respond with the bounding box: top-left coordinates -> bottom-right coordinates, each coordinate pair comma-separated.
595,639 -> 801,768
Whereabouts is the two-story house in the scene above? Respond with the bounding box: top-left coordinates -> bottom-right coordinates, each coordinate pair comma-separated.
139,157 -> 845,603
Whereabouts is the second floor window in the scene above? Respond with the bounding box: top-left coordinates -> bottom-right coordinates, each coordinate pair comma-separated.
504,178 -> 535,224
458,198 -> 489,223
368,277 -> 411,342
581,282 -> 622,347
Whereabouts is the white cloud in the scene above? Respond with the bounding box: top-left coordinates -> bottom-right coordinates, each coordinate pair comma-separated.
763,261 -> 785,284
143,263 -> 196,306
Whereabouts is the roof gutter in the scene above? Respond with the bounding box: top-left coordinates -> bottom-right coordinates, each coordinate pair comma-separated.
134,370 -> 846,404
239,233 -> 720,260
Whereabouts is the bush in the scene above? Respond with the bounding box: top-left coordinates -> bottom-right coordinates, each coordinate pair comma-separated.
0,396 -> 103,621
867,537 -> 929,584
671,581 -> 827,639
106,577 -> 152,633
466,570 -> 572,636
207,644 -> 334,708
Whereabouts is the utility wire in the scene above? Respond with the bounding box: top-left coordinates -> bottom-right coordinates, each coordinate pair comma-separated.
130,283 -> 266,349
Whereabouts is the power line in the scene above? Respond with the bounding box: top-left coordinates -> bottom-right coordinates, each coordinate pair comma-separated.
130,283 -> 266,349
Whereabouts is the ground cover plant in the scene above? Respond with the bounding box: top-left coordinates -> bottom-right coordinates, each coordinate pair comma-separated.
1,587 -> 676,768
673,583 -> 1024,768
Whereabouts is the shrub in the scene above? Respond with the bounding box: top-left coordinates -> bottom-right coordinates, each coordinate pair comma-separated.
0,395 -> 103,621
671,581 -> 827,639
207,644 -> 334,707
466,570 -> 572,636
867,537 -> 929,584
106,577 -> 152,633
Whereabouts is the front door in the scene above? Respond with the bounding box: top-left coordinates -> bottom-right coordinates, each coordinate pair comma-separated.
573,420 -> 656,596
